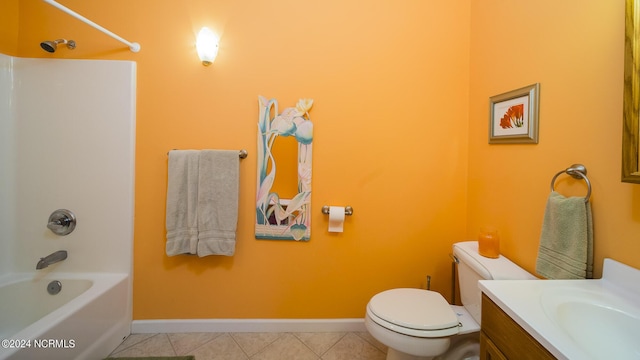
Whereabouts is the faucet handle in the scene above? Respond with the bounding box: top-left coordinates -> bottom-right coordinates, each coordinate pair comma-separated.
47,218 -> 70,229
47,209 -> 76,236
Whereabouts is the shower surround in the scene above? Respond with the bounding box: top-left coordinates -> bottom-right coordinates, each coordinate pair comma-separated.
0,53 -> 135,359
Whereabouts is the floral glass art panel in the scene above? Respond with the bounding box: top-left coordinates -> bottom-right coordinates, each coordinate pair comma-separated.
256,96 -> 313,241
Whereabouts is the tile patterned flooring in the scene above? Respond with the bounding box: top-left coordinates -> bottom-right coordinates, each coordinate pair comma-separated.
108,331 -> 388,360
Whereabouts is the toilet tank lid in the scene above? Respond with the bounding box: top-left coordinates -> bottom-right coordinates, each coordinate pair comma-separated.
453,241 -> 536,280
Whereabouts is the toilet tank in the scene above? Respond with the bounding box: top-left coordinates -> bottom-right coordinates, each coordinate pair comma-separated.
452,241 -> 536,324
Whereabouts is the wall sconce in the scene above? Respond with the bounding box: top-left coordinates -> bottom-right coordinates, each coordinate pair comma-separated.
196,27 -> 219,66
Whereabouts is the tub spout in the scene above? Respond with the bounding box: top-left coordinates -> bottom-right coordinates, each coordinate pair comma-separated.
36,250 -> 68,270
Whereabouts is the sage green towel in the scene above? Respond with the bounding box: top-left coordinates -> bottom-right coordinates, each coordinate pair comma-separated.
536,191 -> 593,279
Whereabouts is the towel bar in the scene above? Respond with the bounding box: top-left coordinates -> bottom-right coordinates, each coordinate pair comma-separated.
549,164 -> 591,202
167,149 -> 248,159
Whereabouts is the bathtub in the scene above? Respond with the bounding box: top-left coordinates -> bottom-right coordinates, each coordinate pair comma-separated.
0,272 -> 131,360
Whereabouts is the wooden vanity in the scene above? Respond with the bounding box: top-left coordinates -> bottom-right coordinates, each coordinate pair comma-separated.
480,294 -> 555,360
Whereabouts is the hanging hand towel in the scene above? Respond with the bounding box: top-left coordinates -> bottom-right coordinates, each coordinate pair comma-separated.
535,191 -> 594,279
166,150 -> 200,256
196,150 -> 239,257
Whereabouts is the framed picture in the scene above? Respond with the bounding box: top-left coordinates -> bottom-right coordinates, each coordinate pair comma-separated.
489,83 -> 540,144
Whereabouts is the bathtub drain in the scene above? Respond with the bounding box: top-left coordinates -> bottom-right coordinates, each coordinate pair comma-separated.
47,280 -> 62,295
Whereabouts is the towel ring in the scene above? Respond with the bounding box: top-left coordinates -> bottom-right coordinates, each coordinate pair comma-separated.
549,164 -> 591,202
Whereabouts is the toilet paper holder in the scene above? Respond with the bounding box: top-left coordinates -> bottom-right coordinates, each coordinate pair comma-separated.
321,205 -> 353,216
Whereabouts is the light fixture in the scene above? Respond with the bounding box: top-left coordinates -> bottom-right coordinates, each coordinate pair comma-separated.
196,27 -> 219,66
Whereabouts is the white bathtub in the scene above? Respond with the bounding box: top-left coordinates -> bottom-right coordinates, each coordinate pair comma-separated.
0,272 -> 131,360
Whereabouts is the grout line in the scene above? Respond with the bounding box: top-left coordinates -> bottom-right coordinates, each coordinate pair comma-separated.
300,331 -> 348,357
229,331 -> 286,359
154,333 -> 177,356
119,333 -> 158,352
165,333 -> 179,356
354,332 -> 387,354
110,333 -> 160,357
111,331 -> 380,359
290,332 -> 324,358
167,333 -> 179,356
319,332 -> 348,359
228,332 -> 250,359
181,332 -> 228,357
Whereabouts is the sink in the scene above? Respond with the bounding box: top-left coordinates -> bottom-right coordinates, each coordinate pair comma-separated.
480,259 -> 640,359
541,287 -> 640,359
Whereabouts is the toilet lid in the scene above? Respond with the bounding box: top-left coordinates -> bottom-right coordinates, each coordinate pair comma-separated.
368,288 -> 459,335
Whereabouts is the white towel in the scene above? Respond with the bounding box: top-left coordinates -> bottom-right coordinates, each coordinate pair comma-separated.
165,149 -> 240,257
196,150 -> 239,257
165,150 -> 200,256
535,191 -> 594,279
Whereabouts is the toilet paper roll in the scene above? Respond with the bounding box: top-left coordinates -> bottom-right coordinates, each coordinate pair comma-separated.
328,206 -> 345,233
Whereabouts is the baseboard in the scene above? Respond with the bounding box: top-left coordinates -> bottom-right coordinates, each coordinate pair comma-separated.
131,318 -> 366,334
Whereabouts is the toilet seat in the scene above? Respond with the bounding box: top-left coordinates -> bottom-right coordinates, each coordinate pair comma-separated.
367,288 -> 460,338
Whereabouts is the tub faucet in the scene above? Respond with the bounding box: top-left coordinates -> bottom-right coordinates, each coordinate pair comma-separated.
36,250 -> 68,270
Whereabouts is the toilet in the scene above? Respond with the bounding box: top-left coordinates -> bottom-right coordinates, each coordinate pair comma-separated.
365,241 -> 536,360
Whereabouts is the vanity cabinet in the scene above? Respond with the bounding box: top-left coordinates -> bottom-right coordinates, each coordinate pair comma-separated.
480,294 -> 556,360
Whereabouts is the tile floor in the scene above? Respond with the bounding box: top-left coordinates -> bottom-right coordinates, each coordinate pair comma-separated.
108,331 -> 388,360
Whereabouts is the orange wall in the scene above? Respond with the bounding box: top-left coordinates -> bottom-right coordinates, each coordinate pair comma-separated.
467,1 -> 640,277
6,0 -> 470,319
0,0 -> 19,55
6,1 -> 637,321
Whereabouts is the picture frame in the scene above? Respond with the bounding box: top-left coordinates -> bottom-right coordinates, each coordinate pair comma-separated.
489,83 -> 540,144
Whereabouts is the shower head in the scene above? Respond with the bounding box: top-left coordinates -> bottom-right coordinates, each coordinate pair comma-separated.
40,39 -> 76,53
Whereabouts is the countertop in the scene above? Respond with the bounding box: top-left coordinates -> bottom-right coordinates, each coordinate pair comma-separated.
479,258 -> 640,360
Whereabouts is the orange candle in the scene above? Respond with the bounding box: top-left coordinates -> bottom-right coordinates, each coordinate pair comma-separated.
478,227 -> 500,258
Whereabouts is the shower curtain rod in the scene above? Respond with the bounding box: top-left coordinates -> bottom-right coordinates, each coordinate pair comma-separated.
42,0 -> 141,53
